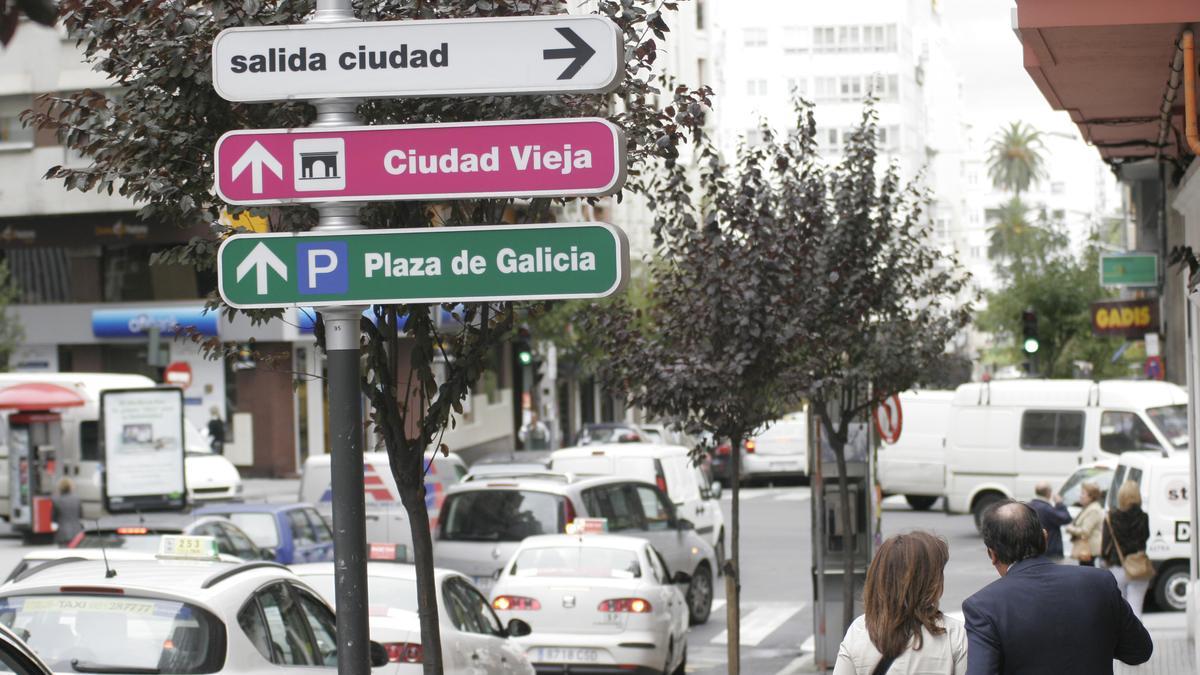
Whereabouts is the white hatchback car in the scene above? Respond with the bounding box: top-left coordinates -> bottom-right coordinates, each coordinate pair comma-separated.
0,544 -> 389,675
292,551 -> 534,675
490,534 -> 689,675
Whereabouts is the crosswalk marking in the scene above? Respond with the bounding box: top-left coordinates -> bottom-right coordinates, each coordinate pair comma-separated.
711,602 -> 805,646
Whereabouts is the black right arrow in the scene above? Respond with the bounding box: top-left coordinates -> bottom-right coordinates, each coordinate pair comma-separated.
543,27 -> 595,80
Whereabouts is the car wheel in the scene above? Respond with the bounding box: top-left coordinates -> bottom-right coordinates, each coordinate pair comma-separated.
1154,563 -> 1189,612
905,495 -> 938,511
971,493 -> 1005,533
687,562 -> 713,625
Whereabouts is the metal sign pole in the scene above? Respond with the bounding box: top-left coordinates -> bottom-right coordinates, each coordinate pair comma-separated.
310,3 -> 369,675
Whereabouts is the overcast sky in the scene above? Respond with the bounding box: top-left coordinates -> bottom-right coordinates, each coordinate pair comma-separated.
941,0 -> 1082,140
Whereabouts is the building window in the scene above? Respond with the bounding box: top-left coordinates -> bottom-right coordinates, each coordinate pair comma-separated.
695,0 -> 705,30
743,27 -> 767,48
812,24 -> 898,53
746,79 -> 768,96
787,77 -> 807,97
814,76 -> 837,100
784,26 -> 809,54
745,128 -> 763,147
0,95 -> 34,148
1051,181 -> 1065,194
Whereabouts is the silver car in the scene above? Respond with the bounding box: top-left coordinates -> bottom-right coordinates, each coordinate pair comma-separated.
434,474 -> 717,624
742,416 -> 809,484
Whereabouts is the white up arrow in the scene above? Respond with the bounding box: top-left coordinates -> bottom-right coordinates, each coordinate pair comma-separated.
236,242 -> 288,295
230,141 -> 283,194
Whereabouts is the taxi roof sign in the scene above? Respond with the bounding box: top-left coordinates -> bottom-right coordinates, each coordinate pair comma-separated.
157,535 -> 221,560
566,517 -> 607,535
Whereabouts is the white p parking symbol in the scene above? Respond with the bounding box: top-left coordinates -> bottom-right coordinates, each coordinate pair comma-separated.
298,242 -> 348,295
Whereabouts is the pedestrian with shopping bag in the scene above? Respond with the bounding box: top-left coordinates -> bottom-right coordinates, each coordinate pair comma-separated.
1102,480 -> 1153,618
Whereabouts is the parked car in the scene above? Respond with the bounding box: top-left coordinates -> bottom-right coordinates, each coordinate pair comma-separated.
435,474 -> 716,624
548,443 -> 725,565
490,534 -> 688,674
193,503 -> 335,564
293,549 -> 534,674
299,451 -> 467,547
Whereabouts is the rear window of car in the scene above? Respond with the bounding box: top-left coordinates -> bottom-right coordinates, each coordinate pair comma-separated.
511,546 -> 642,579
441,490 -> 565,542
0,593 -> 225,673
219,513 -> 280,548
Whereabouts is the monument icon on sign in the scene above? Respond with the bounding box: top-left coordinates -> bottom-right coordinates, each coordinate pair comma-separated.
293,138 -> 346,192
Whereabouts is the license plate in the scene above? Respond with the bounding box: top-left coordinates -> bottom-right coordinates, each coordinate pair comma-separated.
535,647 -> 601,663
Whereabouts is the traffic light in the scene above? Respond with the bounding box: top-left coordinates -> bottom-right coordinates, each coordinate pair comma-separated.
1021,309 -> 1039,354
514,325 -> 533,365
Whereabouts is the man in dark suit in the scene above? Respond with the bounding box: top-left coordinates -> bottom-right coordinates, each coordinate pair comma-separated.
1027,481 -> 1072,559
963,499 -> 1152,675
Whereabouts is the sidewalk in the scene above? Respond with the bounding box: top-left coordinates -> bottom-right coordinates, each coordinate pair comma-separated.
1115,612 -> 1195,674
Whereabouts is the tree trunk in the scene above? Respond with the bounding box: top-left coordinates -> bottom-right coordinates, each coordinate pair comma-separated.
725,434 -> 742,675
398,472 -> 445,675
832,441 -> 855,635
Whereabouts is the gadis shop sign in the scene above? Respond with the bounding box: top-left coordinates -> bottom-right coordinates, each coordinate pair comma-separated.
1090,299 -> 1159,338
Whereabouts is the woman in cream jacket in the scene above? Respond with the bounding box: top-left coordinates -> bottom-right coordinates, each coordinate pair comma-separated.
1065,481 -> 1104,566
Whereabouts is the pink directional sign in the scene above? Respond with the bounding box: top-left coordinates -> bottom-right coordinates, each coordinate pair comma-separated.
214,118 -> 624,206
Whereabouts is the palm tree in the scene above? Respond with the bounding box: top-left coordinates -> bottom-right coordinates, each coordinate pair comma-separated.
987,197 -> 1033,261
987,121 -> 1046,195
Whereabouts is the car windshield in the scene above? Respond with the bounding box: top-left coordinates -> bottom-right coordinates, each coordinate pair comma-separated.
219,514 -> 279,548
441,490 -> 564,542
299,573 -> 419,613
511,547 -> 642,579
1147,405 -> 1187,449
0,594 -> 224,673
1060,467 -> 1115,507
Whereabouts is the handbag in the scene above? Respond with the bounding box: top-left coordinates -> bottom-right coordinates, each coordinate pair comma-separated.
1070,537 -> 1092,563
871,654 -> 897,675
1106,512 -> 1154,580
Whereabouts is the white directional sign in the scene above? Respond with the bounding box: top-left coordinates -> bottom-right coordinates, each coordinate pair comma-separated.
212,15 -> 622,103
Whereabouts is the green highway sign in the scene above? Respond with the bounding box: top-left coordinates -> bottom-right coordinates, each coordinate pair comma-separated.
217,223 -> 629,309
1100,252 -> 1158,288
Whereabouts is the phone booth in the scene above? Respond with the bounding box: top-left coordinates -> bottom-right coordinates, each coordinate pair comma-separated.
0,383 -> 85,535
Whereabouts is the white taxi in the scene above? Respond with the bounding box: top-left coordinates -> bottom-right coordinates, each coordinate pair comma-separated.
490,534 -> 689,675
0,536 -> 388,674
292,545 -> 534,675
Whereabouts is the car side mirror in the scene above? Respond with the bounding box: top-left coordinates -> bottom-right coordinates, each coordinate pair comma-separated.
369,641 -> 390,668
676,518 -> 695,531
672,570 -> 692,585
710,482 -> 722,499
506,618 -> 532,638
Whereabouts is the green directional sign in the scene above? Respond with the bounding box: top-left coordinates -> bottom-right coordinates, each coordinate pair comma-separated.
1100,252 -> 1158,288
217,223 -> 629,309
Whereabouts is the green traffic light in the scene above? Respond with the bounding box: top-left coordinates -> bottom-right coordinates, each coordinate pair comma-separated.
1023,338 -> 1040,354
518,351 -> 533,365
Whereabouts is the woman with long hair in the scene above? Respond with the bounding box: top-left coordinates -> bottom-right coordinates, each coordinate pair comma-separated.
1101,480 -> 1151,618
834,531 -> 967,674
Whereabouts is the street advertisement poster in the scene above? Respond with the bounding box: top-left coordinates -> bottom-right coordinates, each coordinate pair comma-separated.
100,388 -> 186,512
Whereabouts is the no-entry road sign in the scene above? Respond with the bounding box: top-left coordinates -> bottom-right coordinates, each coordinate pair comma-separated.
214,118 -> 624,206
217,223 -> 629,309
212,15 -> 622,103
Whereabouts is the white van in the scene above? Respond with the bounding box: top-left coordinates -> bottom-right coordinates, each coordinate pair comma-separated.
298,451 -> 467,550
0,373 -> 243,522
547,443 -> 726,563
944,379 -> 1187,529
876,390 -> 954,510
1107,451 -> 1191,611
